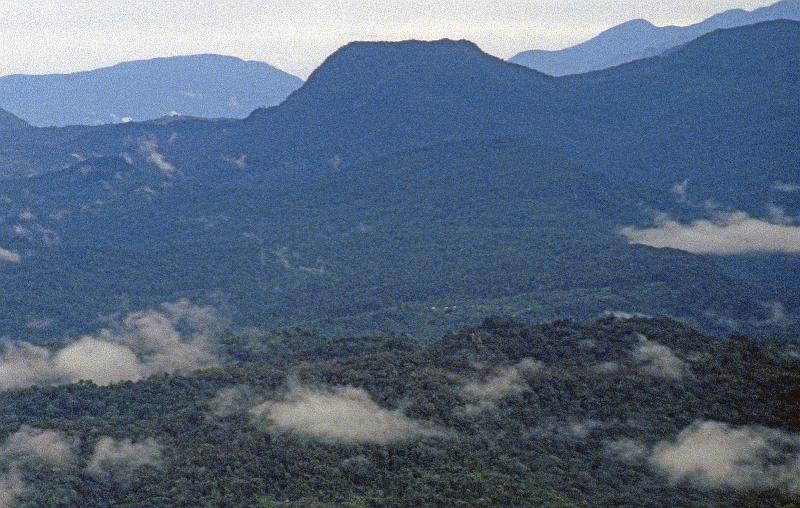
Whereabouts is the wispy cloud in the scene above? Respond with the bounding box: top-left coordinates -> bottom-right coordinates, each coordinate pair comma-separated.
773,182 -> 800,193
209,385 -> 259,417
631,334 -> 687,381
463,358 -> 542,400
223,154 -> 247,169
621,212 -> 800,254
461,358 -> 543,414
139,137 -> 175,175
0,426 -> 76,507
88,437 -> 161,477
0,247 -> 20,264
671,179 -> 689,202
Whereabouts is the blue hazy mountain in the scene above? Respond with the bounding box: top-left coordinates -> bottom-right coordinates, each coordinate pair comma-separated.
0,22 -> 797,342
509,0 -> 800,75
0,54 -> 303,127
0,108 -> 28,130
4,21 -> 797,208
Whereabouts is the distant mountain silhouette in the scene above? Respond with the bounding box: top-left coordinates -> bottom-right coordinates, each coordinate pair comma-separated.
239,39 -> 559,162
0,108 -> 28,130
226,22 -> 799,207
0,54 -> 303,127
509,0 -> 800,75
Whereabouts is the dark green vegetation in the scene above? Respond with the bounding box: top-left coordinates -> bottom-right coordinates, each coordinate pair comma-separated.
2,317 -> 799,506
0,21 -> 798,343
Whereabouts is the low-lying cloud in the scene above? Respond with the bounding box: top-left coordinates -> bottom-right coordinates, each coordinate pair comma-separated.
671,179 -> 689,202
650,420 -> 800,493
140,137 -> 175,175
462,358 -> 543,401
0,426 -> 75,507
223,154 -> 247,169
461,359 -> 543,414
209,385 -> 259,418
631,334 -> 687,381
88,437 -> 161,476
773,182 -> 800,193
606,438 -> 648,463
0,247 -> 20,264
0,300 -> 225,389
250,384 -> 443,444
0,426 -> 75,464
620,212 -> 800,254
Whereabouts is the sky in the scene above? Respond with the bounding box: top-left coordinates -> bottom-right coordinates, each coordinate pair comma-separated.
0,0 -> 776,78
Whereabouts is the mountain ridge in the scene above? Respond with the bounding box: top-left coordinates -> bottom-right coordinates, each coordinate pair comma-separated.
509,0 -> 800,75
0,108 -> 29,130
0,54 -> 303,127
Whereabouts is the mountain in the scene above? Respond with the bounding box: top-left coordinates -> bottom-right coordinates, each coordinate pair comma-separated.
0,108 -> 29,130
3,22 -> 797,206
0,140 -> 791,344
0,316 -> 798,506
0,54 -> 303,127
231,21 -> 800,207
509,0 -> 800,75
0,22 -> 797,342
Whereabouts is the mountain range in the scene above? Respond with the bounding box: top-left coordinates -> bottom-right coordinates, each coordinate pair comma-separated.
0,54 -> 303,127
0,12 -> 798,506
509,0 -> 800,75
0,21 -> 798,344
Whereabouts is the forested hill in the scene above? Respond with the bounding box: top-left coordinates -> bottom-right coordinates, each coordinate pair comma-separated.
1,140 -> 792,344
0,316 -> 797,506
0,22 -> 798,345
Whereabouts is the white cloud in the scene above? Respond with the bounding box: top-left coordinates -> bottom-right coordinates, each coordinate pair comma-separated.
223,154 -> 247,169
209,385 -> 258,417
773,182 -> 800,193
0,426 -> 75,507
603,311 -> 652,320
0,300 -> 225,390
250,384 -> 443,444
621,212 -> 800,254
671,179 -> 689,202
26,318 -> 53,330
631,334 -> 687,381
462,358 -> 543,400
461,358 -> 543,414
0,426 -> 75,464
139,137 -> 175,175
87,437 -> 161,476
0,248 -> 20,264
651,420 -> 800,493
768,205 -> 799,226
606,438 -> 648,463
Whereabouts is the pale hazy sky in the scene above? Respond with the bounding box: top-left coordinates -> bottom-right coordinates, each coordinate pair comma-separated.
0,0 -> 775,78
